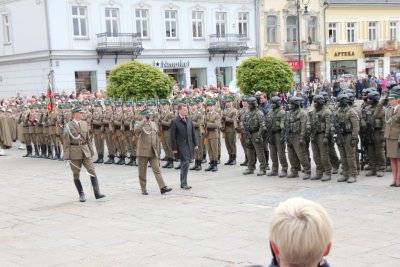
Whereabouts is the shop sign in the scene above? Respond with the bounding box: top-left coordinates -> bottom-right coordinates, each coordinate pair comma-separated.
287,60 -> 304,70
334,51 -> 355,57
153,60 -> 190,68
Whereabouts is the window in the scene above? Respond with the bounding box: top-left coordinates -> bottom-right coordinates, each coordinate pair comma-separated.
308,16 -> 317,43
216,12 -> 226,37
135,9 -> 149,38
266,15 -> 277,43
347,22 -> 355,43
328,22 -> 337,44
238,12 -> 248,37
165,10 -> 178,38
368,22 -> 377,41
2,14 -> 11,44
105,8 -> 119,37
286,16 -> 298,42
192,11 -> 204,39
390,21 -> 397,41
72,6 -> 88,38
75,71 -> 97,93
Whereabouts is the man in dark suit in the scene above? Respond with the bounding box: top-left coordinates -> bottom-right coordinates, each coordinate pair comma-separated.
171,104 -> 198,190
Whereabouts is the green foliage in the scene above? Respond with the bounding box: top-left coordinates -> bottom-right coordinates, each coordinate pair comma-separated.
236,57 -> 294,95
106,61 -> 175,100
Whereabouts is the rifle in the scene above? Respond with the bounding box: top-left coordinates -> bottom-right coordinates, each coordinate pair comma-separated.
334,122 -> 345,147
308,111 -> 316,142
204,112 -> 209,145
283,112 -> 291,145
265,114 -> 274,145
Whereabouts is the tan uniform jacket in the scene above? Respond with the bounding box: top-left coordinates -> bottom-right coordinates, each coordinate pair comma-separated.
63,120 -> 94,160
134,120 -> 160,158
222,107 -> 237,133
205,111 -> 221,139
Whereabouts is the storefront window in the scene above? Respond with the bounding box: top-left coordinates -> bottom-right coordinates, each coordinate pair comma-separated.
190,68 -> 207,88
75,71 -> 97,94
330,61 -> 357,80
390,57 -> 400,74
216,67 -> 232,88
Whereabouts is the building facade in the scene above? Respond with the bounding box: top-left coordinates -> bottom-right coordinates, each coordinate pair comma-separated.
0,0 -> 257,98
260,0 -> 325,84
325,0 -> 400,81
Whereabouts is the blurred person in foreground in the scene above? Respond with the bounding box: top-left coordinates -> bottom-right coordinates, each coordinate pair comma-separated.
269,197 -> 332,267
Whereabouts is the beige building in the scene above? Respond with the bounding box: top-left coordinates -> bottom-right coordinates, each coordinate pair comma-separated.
260,0 -> 326,84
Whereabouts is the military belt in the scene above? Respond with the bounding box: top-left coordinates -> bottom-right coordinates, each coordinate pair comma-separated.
93,125 -> 101,129
163,126 -> 170,130
114,126 -> 121,130
70,143 -> 87,146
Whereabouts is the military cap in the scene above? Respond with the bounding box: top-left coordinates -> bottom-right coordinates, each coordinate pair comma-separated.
387,81 -> 398,90
172,100 -> 179,105
160,99 -> 170,105
196,97 -> 204,103
115,101 -> 122,107
21,106 -> 29,111
104,100 -> 111,105
82,101 -> 89,106
74,101 -> 82,106
136,101 -> 145,106
41,105 -> 47,109
247,96 -> 257,103
29,105 -> 35,109
388,93 -> 400,99
72,106 -> 84,113
58,104 -> 64,109
224,96 -> 234,102
125,102 -> 132,107
179,99 -> 188,104
391,85 -> 400,95
189,100 -> 197,105
94,102 -> 102,107
147,100 -> 156,106
139,108 -> 151,116
206,99 -> 217,106
66,104 -> 72,109
241,95 -> 249,102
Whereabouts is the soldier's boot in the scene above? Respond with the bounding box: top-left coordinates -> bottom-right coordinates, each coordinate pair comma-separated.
90,176 -> 106,199
365,169 -> 377,177
125,156 -> 133,166
243,169 -> 254,175
205,161 -> 214,171
97,155 -> 104,164
224,155 -> 232,165
162,158 -> 170,168
267,170 -> 279,176
229,154 -> 237,165
331,166 -> 339,174
104,155 -> 115,164
257,169 -> 266,176
33,145 -> 40,158
23,145 -> 32,157
279,170 -> 288,178
93,154 -> 101,164
364,164 -> 371,171
202,153 -> 207,164
132,156 -> 138,166
264,151 -> 270,170
161,156 -> 167,161
46,145 -> 52,159
217,155 -> 221,165
347,176 -> 357,183
240,155 -> 248,166
40,145 -> 47,158
287,172 -> 299,178
211,161 -> 218,172
73,179 -> 86,202
189,160 -> 198,170
337,175 -> 349,182
195,160 -> 202,171
175,162 -> 181,170
116,156 -> 125,165
377,170 -> 384,177
321,173 -> 332,182
52,146 -> 59,160
310,173 -> 323,180
303,173 -> 311,180
386,165 -> 392,172
165,158 -> 174,169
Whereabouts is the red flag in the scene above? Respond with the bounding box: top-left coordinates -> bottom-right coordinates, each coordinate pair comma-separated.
46,82 -> 54,112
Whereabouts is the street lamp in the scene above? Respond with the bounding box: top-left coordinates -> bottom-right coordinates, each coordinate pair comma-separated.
296,0 -> 310,87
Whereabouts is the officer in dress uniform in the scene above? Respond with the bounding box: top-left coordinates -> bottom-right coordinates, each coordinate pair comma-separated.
221,96 -> 237,165
237,96 -> 249,166
20,106 -> 33,157
48,105 -> 57,160
113,101 -> 126,165
63,106 -> 105,202
160,99 -> 175,169
92,102 -> 104,163
196,97 -> 208,163
103,100 -> 116,164
204,99 -> 221,172
134,108 -> 172,195
131,101 -> 145,167
189,99 -> 204,171
124,102 -> 135,166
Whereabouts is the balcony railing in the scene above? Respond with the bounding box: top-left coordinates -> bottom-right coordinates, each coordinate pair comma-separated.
363,40 -> 398,52
284,41 -> 309,55
96,33 -> 144,63
208,34 -> 248,61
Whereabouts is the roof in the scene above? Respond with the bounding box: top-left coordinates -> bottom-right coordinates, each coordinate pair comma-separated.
327,0 -> 400,6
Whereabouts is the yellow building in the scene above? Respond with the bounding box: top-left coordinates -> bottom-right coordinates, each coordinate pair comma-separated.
260,0 -> 325,84
325,0 -> 400,81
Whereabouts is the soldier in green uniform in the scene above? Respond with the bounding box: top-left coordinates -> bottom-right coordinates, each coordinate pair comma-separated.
309,95 -> 332,181
103,100 -> 116,164
55,104 -> 65,160
160,99 -> 175,169
189,99 -> 204,171
134,108 -> 172,195
221,97 -> 237,165
334,94 -> 360,183
196,97 -> 207,163
285,97 -> 311,180
40,104 -> 49,158
63,106 -> 105,202
124,102 -> 135,166
19,106 -> 33,157
92,102 -> 104,163
238,96 -> 249,166
47,105 -> 57,159
204,99 -> 221,172
113,101 -> 126,165
265,96 -> 288,178
131,101 -> 145,167
242,97 -> 267,176
362,91 -> 386,177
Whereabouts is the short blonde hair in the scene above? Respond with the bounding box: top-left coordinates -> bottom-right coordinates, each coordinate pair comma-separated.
270,198 -> 332,266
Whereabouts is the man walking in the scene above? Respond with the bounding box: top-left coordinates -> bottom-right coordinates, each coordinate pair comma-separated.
171,104 -> 198,190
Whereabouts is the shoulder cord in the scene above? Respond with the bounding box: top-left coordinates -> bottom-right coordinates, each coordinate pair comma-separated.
65,124 -> 81,140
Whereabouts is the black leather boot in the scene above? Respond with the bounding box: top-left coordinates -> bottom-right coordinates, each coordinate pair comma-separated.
195,160 -> 202,171
98,154 -> 104,164
229,154 -> 237,165
212,160 -> 218,172
41,145 -> 47,158
52,146 -> 59,160
224,155 -> 232,165
205,161 -> 213,171
175,162 -> 181,169
73,179 -> 86,202
33,145 -> 40,158
93,154 -> 101,163
162,158 -> 170,168
116,156 -> 125,165
46,145 -> 52,159
240,155 -> 248,166
202,153 -> 207,164
90,176 -> 105,199
189,160 -> 198,170
166,158 -> 174,168
161,156 -> 167,161
104,155 -> 115,164
264,150 -> 270,170
23,145 -> 32,157
217,155 -> 221,164
132,156 -> 138,166
125,156 -> 133,166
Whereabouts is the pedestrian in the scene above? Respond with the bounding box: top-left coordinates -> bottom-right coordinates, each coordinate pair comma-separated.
170,104 -> 198,190
63,106 -> 105,202
134,108 -> 172,195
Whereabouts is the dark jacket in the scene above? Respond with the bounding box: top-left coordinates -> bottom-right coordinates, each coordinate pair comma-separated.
170,115 -> 197,161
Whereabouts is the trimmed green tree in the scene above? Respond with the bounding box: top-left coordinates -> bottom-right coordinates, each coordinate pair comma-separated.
236,57 -> 294,95
106,61 -> 175,100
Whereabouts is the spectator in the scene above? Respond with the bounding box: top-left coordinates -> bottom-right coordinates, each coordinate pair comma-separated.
269,197 -> 332,267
